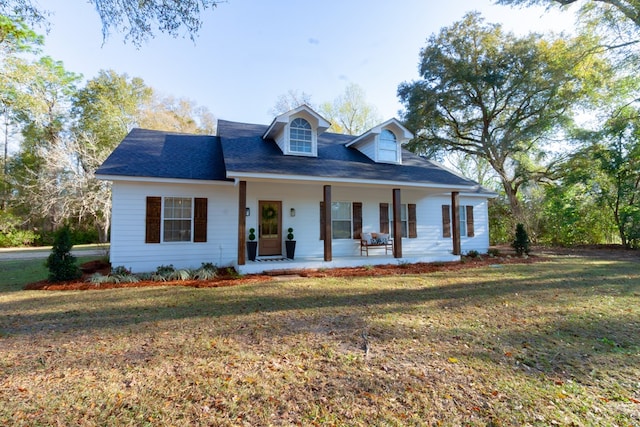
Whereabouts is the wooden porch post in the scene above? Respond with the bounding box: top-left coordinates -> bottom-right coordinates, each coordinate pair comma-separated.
451,191 -> 461,256
237,181 -> 247,265
323,185 -> 332,261
392,188 -> 402,258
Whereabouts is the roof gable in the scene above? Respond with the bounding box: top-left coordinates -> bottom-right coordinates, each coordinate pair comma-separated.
262,104 -> 331,141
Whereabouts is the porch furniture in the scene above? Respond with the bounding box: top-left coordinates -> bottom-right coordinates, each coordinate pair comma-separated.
360,232 -> 393,256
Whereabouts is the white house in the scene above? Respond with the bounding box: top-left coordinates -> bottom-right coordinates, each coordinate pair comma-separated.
96,105 -> 495,274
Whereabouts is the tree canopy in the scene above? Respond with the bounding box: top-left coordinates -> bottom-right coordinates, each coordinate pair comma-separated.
1,0 -> 220,45
398,12 -> 607,224
495,0 -> 640,27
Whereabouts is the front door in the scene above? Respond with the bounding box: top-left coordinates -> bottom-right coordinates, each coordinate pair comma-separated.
258,201 -> 282,256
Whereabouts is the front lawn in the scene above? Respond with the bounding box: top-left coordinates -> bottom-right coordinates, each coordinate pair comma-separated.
0,253 -> 638,425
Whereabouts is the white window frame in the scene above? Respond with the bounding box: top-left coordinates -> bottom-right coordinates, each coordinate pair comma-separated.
331,201 -> 352,239
378,129 -> 398,163
289,117 -> 313,154
459,205 -> 468,237
162,197 -> 194,242
445,205 -> 470,238
388,204 -> 408,238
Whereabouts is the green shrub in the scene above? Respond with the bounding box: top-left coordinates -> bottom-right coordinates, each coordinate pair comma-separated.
466,250 -> 480,258
512,223 -> 530,256
0,212 -> 39,247
46,225 -> 81,282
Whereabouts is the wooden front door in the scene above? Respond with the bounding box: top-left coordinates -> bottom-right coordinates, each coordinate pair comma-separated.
259,201 -> 282,256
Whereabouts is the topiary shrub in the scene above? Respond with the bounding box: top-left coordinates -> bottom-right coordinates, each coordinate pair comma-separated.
46,225 -> 81,282
512,223 -> 530,256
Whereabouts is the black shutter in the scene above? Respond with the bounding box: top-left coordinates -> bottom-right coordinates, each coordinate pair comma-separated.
320,201 -> 325,240
145,197 -> 162,243
466,205 -> 475,237
442,205 -> 451,238
408,204 -> 417,238
194,198 -> 208,242
379,203 -> 389,234
353,202 -> 362,239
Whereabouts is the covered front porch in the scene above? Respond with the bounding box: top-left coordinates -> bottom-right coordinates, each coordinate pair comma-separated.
236,251 -> 460,275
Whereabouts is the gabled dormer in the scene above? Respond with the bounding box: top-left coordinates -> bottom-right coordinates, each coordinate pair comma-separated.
262,105 -> 331,157
345,119 -> 413,165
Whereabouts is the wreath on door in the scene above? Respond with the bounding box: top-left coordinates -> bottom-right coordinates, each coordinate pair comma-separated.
262,205 -> 277,221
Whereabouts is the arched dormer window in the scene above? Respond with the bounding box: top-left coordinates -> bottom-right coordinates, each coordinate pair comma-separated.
290,118 -> 312,153
379,129 -> 398,162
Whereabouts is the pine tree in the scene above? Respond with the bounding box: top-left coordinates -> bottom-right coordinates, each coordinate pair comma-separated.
46,225 -> 81,282
512,223 -> 530,256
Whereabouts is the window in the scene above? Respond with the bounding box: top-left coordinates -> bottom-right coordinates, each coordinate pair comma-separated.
290,118 -> 312,153
332,201 -> 352,239
378,129 -> 398,162
389,204 -> 408,238
164,197 -> 192,242
381,203 -> 417,238
442,204 -> 475,238
320,201 -> 362,240
145,196 -> 208,243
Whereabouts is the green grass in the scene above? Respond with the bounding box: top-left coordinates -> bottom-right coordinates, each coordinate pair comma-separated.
0,255 -> 638,425
0,256 -> 100,292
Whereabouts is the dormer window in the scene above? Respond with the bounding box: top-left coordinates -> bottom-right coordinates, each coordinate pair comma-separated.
263,105 -> 330,157
345,119 -> 411,165
379,129 -> 398,162
290,118 -> 312,153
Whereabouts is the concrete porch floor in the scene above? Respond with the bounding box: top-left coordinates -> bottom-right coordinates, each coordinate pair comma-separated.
235,251 -> 460,275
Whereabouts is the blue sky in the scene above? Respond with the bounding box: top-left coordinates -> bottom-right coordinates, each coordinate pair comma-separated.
42,0 -> 575,126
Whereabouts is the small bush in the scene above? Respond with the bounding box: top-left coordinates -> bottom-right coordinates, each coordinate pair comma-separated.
169,269 -> 193,281
111,266 -> 131,276
487,248 -> 501,257
88,273 -> 111,285
466,250 -> 480,258
46,225 -> 81,282
200,262 -> 216,270
155,264 -> 175,275
194,267 -> 217,280
512,223 -> 531,256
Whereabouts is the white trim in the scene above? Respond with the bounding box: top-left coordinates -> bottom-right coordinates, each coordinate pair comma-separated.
263,104 -> 331,140
225,170 -> 479,190
346,118 -> 413,148
162,196 -> 195,243
96,174 -> 234,186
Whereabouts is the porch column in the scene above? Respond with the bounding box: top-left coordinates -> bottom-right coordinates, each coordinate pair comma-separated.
392,188 -> 402,258
237,181 -> 247,265
323,185 -> 332,261
451,191 -> 461,255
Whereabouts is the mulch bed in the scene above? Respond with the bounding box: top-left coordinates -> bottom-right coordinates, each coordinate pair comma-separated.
24,253 -> 544,291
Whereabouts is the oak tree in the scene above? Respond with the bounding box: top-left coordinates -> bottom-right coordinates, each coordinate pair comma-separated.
398,12 -> 606,224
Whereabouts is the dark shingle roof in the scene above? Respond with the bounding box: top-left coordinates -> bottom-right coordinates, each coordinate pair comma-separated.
97,121 -> 486,191
217,120 -> 479,188
96,128 -> 228,181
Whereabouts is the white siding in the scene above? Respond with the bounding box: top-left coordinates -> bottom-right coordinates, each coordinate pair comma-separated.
109,180 -> 491,272
110,181 -> 238,273
427,195 -> 491,255
357,139 -> 377,162
245,184 -> 491,258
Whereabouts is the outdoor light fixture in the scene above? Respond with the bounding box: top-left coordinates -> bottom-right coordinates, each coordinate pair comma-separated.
246,207 -> 250,216
290,208 -> 296,217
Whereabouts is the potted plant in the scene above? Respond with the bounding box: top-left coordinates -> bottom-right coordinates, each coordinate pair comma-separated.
247,227 -> 257,261
285,227 -> 296,259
